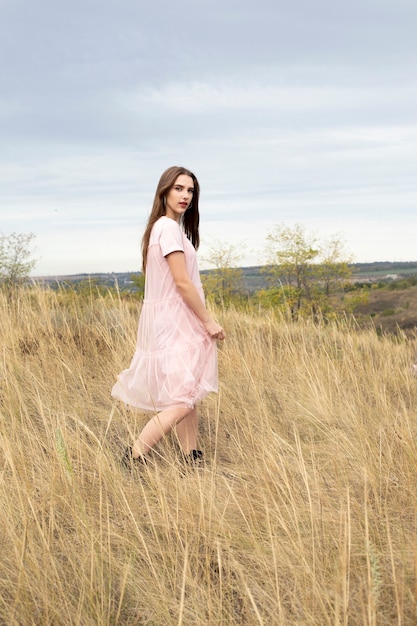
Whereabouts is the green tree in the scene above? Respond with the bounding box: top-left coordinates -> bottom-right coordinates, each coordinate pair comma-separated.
0,232 -> 37,291
318,234 -> 353,297
264,223 -> 319,318
263,224 -> 352,319
200,239 -> 244,305
129,273 -> 145,299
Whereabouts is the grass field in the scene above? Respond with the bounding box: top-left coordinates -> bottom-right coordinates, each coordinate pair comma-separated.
1,286 -> 417,625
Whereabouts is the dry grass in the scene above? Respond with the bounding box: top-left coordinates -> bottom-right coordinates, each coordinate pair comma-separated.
1,286 -> 417,625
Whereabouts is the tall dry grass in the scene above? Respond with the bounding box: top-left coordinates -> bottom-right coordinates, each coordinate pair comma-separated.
1,286 -> 417,625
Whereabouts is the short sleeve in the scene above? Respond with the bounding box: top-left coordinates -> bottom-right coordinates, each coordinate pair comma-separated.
159,219 -> 185,257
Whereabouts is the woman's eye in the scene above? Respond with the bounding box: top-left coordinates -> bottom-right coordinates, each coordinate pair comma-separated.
174,186 -> 182,191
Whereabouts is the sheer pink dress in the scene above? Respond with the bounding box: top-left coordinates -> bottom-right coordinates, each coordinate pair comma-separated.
111,216 -> 218,411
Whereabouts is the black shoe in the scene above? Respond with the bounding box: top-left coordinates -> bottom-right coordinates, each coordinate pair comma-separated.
121,446 -> 147,469
183,449 -> 204,466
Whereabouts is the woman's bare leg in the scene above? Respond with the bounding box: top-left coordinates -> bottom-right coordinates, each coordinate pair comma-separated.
132,406 -> 191,457
174,407 -> 198,454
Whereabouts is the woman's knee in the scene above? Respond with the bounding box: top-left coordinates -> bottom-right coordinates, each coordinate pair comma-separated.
172,406 -> 193,424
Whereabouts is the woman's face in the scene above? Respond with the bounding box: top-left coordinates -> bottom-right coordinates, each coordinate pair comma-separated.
165,174 -> 194,222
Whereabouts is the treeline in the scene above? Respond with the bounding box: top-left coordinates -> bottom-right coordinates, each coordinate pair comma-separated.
2,229 -> 417,328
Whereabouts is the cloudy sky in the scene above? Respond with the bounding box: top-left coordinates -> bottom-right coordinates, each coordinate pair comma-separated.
1,0 -> 416,276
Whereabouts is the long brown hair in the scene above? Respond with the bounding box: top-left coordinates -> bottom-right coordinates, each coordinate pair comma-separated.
141,166 -> 200,273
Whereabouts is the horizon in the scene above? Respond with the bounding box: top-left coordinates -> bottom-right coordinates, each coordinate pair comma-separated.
31,259 -> 417,281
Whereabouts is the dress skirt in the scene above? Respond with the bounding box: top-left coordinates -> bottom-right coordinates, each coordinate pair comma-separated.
111,294 -> 218,411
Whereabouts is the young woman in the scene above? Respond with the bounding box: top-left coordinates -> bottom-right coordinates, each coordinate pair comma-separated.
112,166 -> 226,466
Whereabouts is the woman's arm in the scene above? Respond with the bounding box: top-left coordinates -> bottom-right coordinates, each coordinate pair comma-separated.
166,251 -> 226,340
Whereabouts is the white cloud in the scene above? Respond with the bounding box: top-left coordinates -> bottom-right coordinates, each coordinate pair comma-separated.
118,79 -> 417,123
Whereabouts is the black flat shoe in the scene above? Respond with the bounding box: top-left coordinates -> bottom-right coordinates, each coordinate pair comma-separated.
183,449 -> 204,466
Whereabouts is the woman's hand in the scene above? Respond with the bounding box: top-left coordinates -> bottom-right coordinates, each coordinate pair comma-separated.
204,319 -> 226,341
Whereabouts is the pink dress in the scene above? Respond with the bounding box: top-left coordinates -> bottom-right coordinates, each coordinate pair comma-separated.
111,216 -> 218,411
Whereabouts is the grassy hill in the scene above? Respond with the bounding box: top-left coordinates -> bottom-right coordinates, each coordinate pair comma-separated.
353,284 -> 417,333
1,286 -> 417,624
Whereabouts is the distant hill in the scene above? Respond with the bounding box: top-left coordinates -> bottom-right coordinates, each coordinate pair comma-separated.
33,261 -> 417,294
353,284 -> 417,334
349,261 -> 417,280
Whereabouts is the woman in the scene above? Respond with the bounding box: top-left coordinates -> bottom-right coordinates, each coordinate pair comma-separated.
112,166 -> 226,466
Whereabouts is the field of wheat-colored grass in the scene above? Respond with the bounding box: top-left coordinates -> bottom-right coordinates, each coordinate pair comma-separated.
1,286 -> 417,625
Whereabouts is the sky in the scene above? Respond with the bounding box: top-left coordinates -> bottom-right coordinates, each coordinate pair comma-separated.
1,0 -> 416,276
